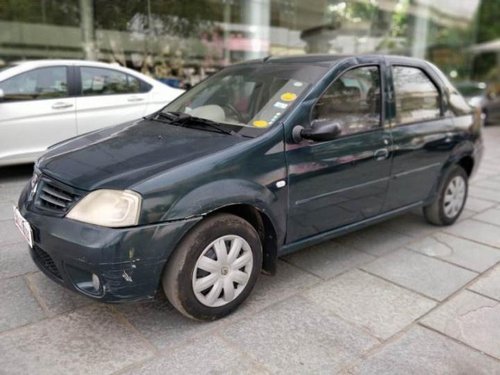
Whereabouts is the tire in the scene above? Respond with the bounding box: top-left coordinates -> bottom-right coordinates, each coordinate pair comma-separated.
163,213 -> 262,321
423,165 -> 468,226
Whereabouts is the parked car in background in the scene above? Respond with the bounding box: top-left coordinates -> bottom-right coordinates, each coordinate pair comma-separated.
0,60 -> 183,166
16,55 -> 482,321
455,80 -> 500,125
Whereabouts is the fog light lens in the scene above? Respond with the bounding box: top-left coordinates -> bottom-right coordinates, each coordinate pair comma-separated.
92,273 -> 100,291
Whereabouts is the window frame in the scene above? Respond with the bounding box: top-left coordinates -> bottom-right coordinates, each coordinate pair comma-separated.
390,64 -> 445,127
0,65 -> 70,103
308,63 -> 385,140
76,66 -> 151,97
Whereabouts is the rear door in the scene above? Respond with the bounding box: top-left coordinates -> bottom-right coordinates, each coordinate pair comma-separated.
0,66 -> 76,164
286,63 -> 393,242
383,63 -> 454,210
75,66 -> 150,134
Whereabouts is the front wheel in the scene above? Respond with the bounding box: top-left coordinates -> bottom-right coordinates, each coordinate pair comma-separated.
163,213 -> 262,321
423,165 -> 468,226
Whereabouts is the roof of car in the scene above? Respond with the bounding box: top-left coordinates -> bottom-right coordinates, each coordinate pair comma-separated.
234,54 -> 429,68
9,59 -> 125,68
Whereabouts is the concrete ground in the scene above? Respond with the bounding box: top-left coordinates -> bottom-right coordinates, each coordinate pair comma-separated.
1,128 -> 500,375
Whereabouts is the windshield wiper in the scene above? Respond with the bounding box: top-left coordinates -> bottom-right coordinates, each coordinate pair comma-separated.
148,111 -> 243,137
180,115 -> 241,136
147,111 -> 187,122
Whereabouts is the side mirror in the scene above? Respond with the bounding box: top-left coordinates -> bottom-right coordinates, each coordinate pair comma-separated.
292,120 -> 342,143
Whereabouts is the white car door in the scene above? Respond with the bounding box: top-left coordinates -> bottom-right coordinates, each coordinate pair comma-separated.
0,66 -> 76,165
75,66 -> 150,134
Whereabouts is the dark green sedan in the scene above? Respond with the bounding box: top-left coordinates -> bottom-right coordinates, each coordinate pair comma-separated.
15,54 -> 483,320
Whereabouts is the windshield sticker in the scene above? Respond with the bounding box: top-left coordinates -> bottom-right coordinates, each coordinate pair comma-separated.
273,102 -> 288,109
253,120 -> 269,128
280,92 -> 297,102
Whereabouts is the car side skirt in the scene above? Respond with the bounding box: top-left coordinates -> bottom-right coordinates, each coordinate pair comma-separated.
279,201 -> 423,257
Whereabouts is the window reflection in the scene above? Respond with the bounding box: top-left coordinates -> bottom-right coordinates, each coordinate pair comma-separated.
0,0 -> 494,91
312,66 -> 381,137
0,67 -> 68,101
393,66 -> 441,125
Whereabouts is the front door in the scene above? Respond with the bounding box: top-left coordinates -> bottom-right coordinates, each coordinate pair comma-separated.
286,65 -> 392,243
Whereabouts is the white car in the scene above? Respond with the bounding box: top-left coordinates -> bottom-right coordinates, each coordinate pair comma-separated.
0,60 -> 184,166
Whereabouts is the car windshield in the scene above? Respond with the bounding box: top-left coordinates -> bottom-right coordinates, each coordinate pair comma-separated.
161,62 -> 328,135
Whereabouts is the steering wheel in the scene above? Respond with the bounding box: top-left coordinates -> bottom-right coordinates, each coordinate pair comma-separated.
221,103 -> 244,123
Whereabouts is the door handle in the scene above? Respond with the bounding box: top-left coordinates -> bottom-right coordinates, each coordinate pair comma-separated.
127,96 -> 144,102
52,102 -> 73,109
374,148 -> 389,161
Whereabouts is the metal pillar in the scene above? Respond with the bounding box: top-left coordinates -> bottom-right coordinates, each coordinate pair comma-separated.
242,0 -> 271,60
79,0 -> 97,60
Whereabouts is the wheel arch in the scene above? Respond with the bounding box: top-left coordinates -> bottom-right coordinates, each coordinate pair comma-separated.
425,148 -> 474,206
202,204 -> 279,275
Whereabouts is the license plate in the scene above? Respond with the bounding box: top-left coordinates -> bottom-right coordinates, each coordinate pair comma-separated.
13,206 -> 33,248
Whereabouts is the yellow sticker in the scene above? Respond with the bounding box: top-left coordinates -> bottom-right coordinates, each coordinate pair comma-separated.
280,92 -> 297,102
253,120 -> 269,128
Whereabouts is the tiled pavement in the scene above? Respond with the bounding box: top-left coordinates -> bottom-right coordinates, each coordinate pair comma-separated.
1,128 -> 500,375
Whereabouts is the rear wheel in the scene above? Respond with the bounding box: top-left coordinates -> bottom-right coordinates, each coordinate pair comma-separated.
163,213 -> 262,321
423,165 -> 468,226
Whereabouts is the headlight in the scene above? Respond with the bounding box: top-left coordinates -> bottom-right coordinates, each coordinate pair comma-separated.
66,190 -> 142,227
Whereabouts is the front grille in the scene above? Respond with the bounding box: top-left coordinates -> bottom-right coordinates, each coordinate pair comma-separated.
33,246 -> 62,280
34,177 -> 81,215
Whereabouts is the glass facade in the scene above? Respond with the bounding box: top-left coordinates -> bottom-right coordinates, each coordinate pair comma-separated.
0,0 -> 498,88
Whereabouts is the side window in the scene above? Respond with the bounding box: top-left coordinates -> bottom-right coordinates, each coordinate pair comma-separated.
393,66 -> 441,125
312,66 -> 381,137
80,67 -> 142,96
0,67 -> 68,101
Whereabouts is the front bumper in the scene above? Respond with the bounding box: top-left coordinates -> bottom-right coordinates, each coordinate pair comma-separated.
18,184 -> 200,302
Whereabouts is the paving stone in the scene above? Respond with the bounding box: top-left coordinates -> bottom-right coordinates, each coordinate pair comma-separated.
469,264 -> 500,301
406,232 -> 500,273
334,225 -> 413,257
473,208 -> 500,227
27,272 -> 93,317
469,186 -> 500,203
118,260 -> 321,351
445,219 -> 500,249
245,260 -> 320,310
0,219 -> 25,246
221,296 -> 378,374
349,326 -> 500,375
380,213 -> 438,239
115,296 -> 211,351
362,248 -> 477,301
283,241 -> 375,279
0,305 -> 154,375
0,241 -> 37,279
303,270 -> 435,339
0,276 -> 45,333
456,208 -> 476,222
421,290 -> 500,360
474,179 -> 500,191
464,196 -> 497,212
123,335 -> 266,375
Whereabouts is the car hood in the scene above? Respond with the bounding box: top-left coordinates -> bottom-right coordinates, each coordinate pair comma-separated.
38,119 -> 247,191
